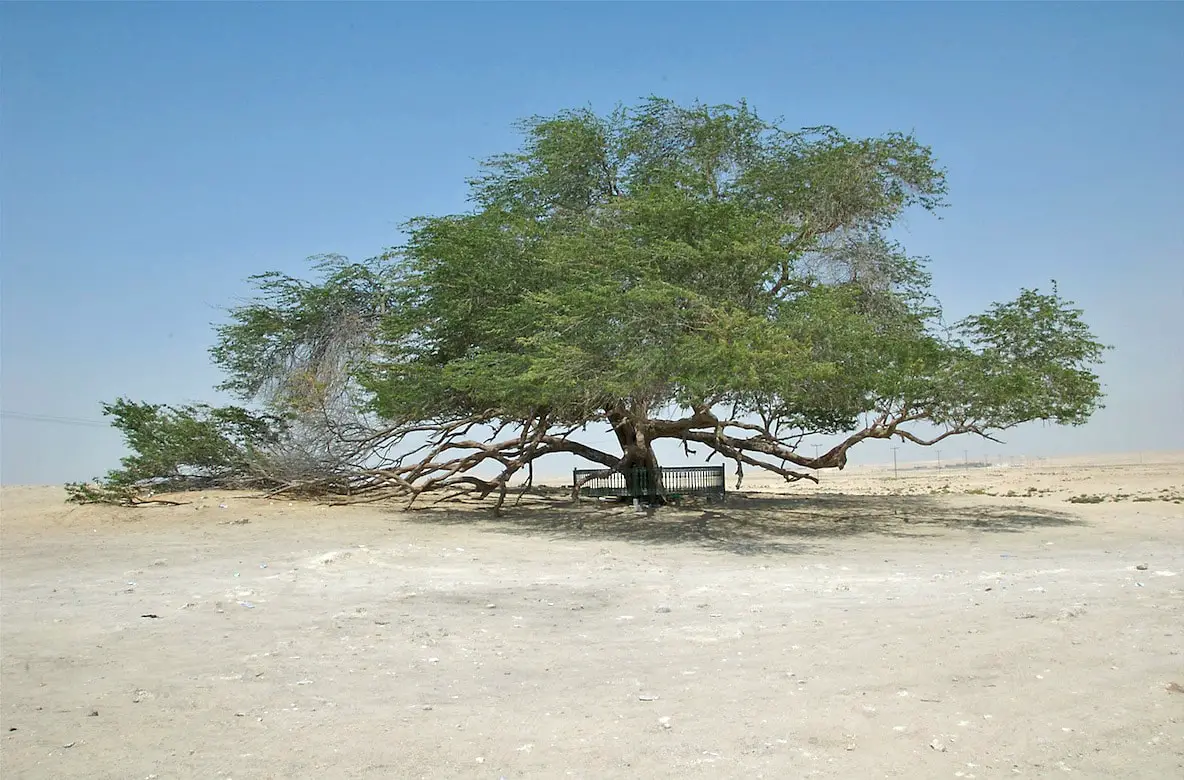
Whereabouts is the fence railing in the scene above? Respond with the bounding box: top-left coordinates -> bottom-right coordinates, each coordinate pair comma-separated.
572,465 -> 726,501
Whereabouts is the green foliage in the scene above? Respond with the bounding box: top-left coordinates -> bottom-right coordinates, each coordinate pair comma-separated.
64,480 -> 144,507
66,399 -> 284,504
353,99 -> 962,434
950,284 -> 1107,427
211,255 -> 395,413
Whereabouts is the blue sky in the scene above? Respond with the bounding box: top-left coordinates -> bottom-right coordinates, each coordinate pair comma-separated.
2,2 -> 1182,485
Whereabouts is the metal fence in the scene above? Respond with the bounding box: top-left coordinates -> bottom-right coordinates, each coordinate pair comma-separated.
572,465 -> 726,500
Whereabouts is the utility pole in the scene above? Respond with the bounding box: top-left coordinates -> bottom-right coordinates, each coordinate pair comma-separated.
812,443 -> 822,469
891,446 -> 899,479
935,449 -> 942,470
963,449 -> 969,469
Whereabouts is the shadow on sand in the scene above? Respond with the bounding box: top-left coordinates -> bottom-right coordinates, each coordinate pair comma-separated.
391,490 -> 1085,556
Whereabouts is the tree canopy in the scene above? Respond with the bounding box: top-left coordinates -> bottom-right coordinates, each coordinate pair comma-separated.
76,98 -> 1107,509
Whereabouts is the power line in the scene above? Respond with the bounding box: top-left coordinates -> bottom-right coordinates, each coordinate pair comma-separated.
0,410 -> 110,428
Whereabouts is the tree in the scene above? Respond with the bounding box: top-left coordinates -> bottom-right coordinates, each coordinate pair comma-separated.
202,97 -> 1105,510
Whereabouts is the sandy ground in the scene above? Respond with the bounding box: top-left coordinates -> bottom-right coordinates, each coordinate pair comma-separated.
2,455 -> 1183,779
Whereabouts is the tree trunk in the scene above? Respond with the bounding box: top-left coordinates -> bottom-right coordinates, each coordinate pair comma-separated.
606,405 -> 663,500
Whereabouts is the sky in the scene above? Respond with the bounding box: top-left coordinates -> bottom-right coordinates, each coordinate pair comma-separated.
2,2 -> 1182,485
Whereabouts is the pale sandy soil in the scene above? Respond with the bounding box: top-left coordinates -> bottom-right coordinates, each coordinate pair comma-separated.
2,455 -> 1183,779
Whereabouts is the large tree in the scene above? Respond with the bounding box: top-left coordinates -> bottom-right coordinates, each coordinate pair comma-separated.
206,97 -> 1104,508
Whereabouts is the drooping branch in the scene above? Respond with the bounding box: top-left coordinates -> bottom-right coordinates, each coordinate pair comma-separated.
255,407 -> 627,513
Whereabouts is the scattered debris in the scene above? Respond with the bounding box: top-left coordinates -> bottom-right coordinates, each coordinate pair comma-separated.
930,738 -> 947,752
140,614 -> 160,619
238,601 -> 255,609
655,606 -> 672,613
658,716 -> 672,730
63,741 -> 76,749
88,709 -> 98,717
638,693 -> 659,701
1136,564 -> 1149,571
1167,682 -> 1184,694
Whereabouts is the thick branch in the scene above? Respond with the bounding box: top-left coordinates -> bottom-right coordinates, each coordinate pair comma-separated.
649,405 -> 1010,486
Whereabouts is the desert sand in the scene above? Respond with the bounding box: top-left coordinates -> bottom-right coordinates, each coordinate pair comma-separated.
2,454 -> 1182,779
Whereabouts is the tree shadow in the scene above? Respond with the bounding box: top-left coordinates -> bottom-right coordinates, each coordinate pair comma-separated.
389,490 -> 1085,557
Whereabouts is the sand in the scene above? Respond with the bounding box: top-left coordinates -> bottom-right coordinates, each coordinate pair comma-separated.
2,454 -> 1183,778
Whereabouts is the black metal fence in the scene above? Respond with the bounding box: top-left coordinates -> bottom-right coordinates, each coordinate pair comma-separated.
572,465 -> 726,500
